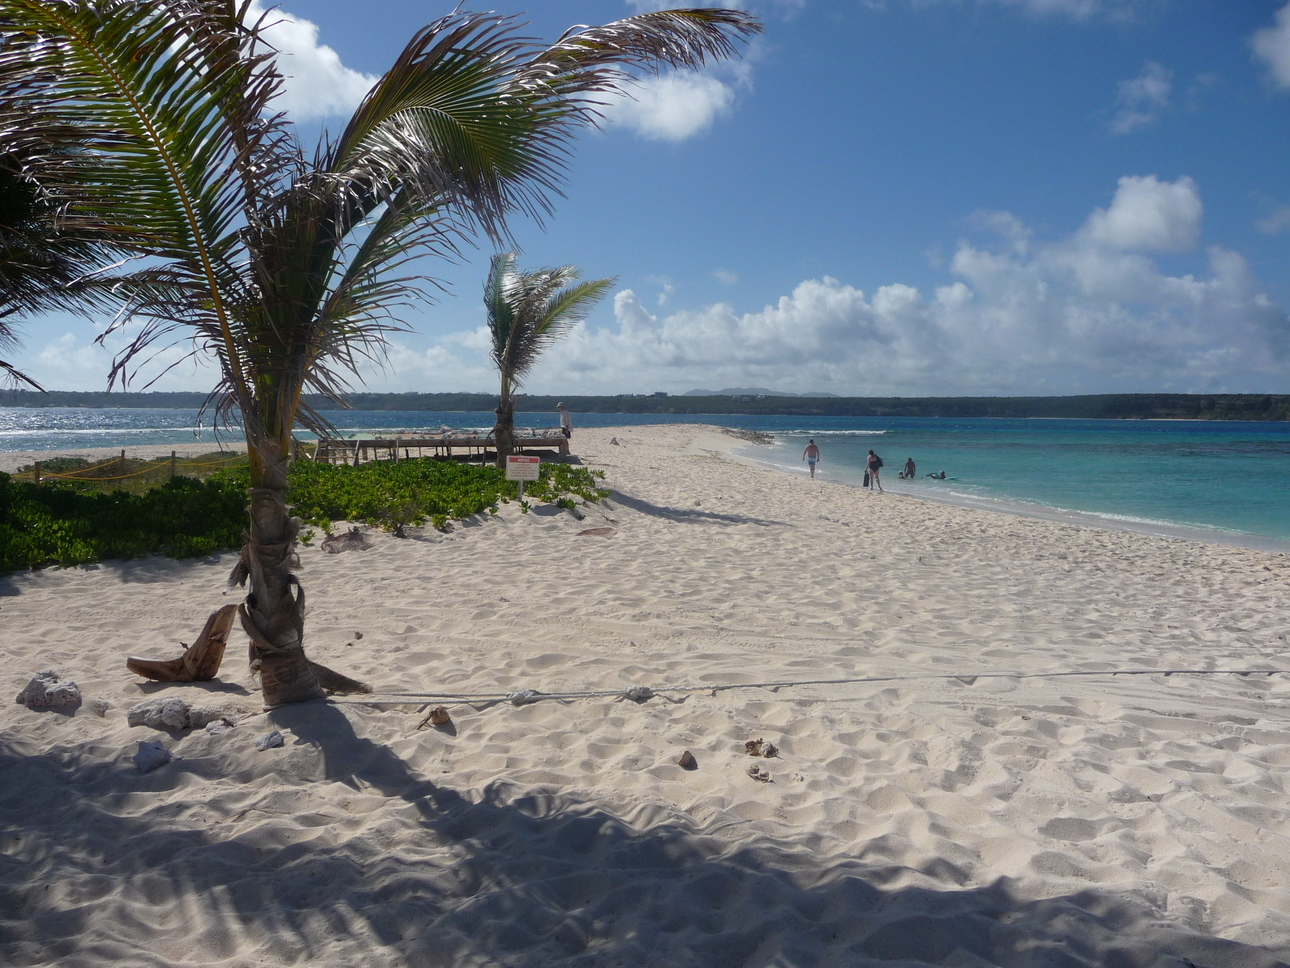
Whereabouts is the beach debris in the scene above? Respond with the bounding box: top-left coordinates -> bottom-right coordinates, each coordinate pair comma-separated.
128,697 -> 192,730
126,604 -> 237,682
747,765 -> 771,782
15,670 -> 82,708
321,527 -> 368,554
89,698 -> 111,718
133,741 -> 172,773
205,717 -> 237,736
677,750 -> 697,770
187,704 -> 240,729
577,526 -> 613,537
354,631 -> 364,640
417,706 -> 452,730
622,685 -> 655,702
254,730 -> 285,751
507,689 -> 543,706
128,697 -> 245,731
744,738 -> 778,758
694,500 -> 701,506
610,436 -> 619,445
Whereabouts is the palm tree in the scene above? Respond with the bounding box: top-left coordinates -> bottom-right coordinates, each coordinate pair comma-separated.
0,155 -> 115,389
0,1 -> 758,705
485,253 -> 613,467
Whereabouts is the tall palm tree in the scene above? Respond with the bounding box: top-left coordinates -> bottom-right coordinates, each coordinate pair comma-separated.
486,253 -> 613,467
0,1 -> 758,705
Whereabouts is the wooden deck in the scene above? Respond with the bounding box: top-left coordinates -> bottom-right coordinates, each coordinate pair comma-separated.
313,433 -> 569,465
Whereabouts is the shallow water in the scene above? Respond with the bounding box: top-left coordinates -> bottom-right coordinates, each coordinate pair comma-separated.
3,407 -> 1288,549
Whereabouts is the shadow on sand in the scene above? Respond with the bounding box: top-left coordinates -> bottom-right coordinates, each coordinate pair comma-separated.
608,490 -> 786,528
1,701 -> 1285,967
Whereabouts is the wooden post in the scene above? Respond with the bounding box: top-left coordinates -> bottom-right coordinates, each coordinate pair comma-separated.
170,450 -> 176,479
33,461 -> 40,486
119,449 -> 126,477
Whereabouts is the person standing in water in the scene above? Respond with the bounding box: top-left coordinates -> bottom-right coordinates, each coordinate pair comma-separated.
802,439 -> 820,478
903,456 -> 916,480
866,449 -> 883,492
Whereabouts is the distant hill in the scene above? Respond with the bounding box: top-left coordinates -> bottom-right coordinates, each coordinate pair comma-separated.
682,387 -> 839,398
1,390 -> 1287,420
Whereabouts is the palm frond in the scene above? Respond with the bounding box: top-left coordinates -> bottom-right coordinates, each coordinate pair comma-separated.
0,0 -> 293,397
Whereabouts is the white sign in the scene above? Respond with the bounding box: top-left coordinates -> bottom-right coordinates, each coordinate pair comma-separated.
505,455 -> 540,481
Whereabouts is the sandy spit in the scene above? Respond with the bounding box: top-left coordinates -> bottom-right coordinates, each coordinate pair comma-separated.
2,424 -> 1289,967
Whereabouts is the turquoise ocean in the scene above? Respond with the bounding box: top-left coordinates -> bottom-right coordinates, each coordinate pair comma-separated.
2,407 -> 1288,551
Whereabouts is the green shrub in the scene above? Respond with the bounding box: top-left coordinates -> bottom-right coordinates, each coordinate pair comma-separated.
0,473 -> 246,572
0,457 -> 608,572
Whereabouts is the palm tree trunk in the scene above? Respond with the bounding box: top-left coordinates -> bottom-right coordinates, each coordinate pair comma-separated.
493,393 -> 516,469
238,434 -> 325,706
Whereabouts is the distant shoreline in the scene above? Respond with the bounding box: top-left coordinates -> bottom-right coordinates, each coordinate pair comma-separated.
2,390 -> 1288,421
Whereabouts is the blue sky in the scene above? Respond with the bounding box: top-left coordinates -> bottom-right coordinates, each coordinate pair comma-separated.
13,0 -> 1290,396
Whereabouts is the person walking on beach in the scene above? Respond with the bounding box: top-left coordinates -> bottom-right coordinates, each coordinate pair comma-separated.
802,439 -> 820,478
866,449 -> 883,492
903,456 -> 915,480
556,402 -> 572,440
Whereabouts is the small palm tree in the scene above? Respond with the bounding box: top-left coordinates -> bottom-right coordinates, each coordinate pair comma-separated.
486,252 -> 612,467
0,1 -> 758,706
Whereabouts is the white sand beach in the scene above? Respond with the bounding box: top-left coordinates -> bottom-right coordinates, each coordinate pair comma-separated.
3,423 -> 1289,967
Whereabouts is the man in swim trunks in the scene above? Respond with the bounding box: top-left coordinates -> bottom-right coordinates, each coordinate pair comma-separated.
903,457 -> 915,479
802,439 -> 820,478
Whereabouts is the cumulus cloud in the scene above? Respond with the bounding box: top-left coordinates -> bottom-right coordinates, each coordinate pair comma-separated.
247,1 -> 377,120
19,329 -> 221,392
469,175 -> 1284,395
1253,2 -> 1290,90
1080,175 -> 1201,252
1110,62 -> 1172,134
602,71 -> 738,141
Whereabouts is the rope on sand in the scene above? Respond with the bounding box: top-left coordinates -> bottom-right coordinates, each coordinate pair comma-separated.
326,667 -> 1288,709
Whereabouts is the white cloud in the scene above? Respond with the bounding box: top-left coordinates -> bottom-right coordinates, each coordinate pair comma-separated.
603,71 -> 738,141
247,1 -> 378,120
969,209 -> 1032,254
20,330 -> 221,392
1110,62 -> 1172,134
485,175 -> 1286,395
713,268 -> 740,286
1257,205 -> 1290,235
1253,2 -> 1290,90
1080,175 -> 1201,252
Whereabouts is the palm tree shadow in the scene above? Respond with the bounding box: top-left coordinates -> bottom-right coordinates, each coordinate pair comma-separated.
1,705 -> 1285,968
608,490 -> 786,527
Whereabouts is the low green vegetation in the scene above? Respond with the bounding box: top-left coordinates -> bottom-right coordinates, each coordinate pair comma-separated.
0,473 -> 248,571
0,459 -> 608,572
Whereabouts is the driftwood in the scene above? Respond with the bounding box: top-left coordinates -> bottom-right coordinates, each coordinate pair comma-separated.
126,604 -> 238,682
